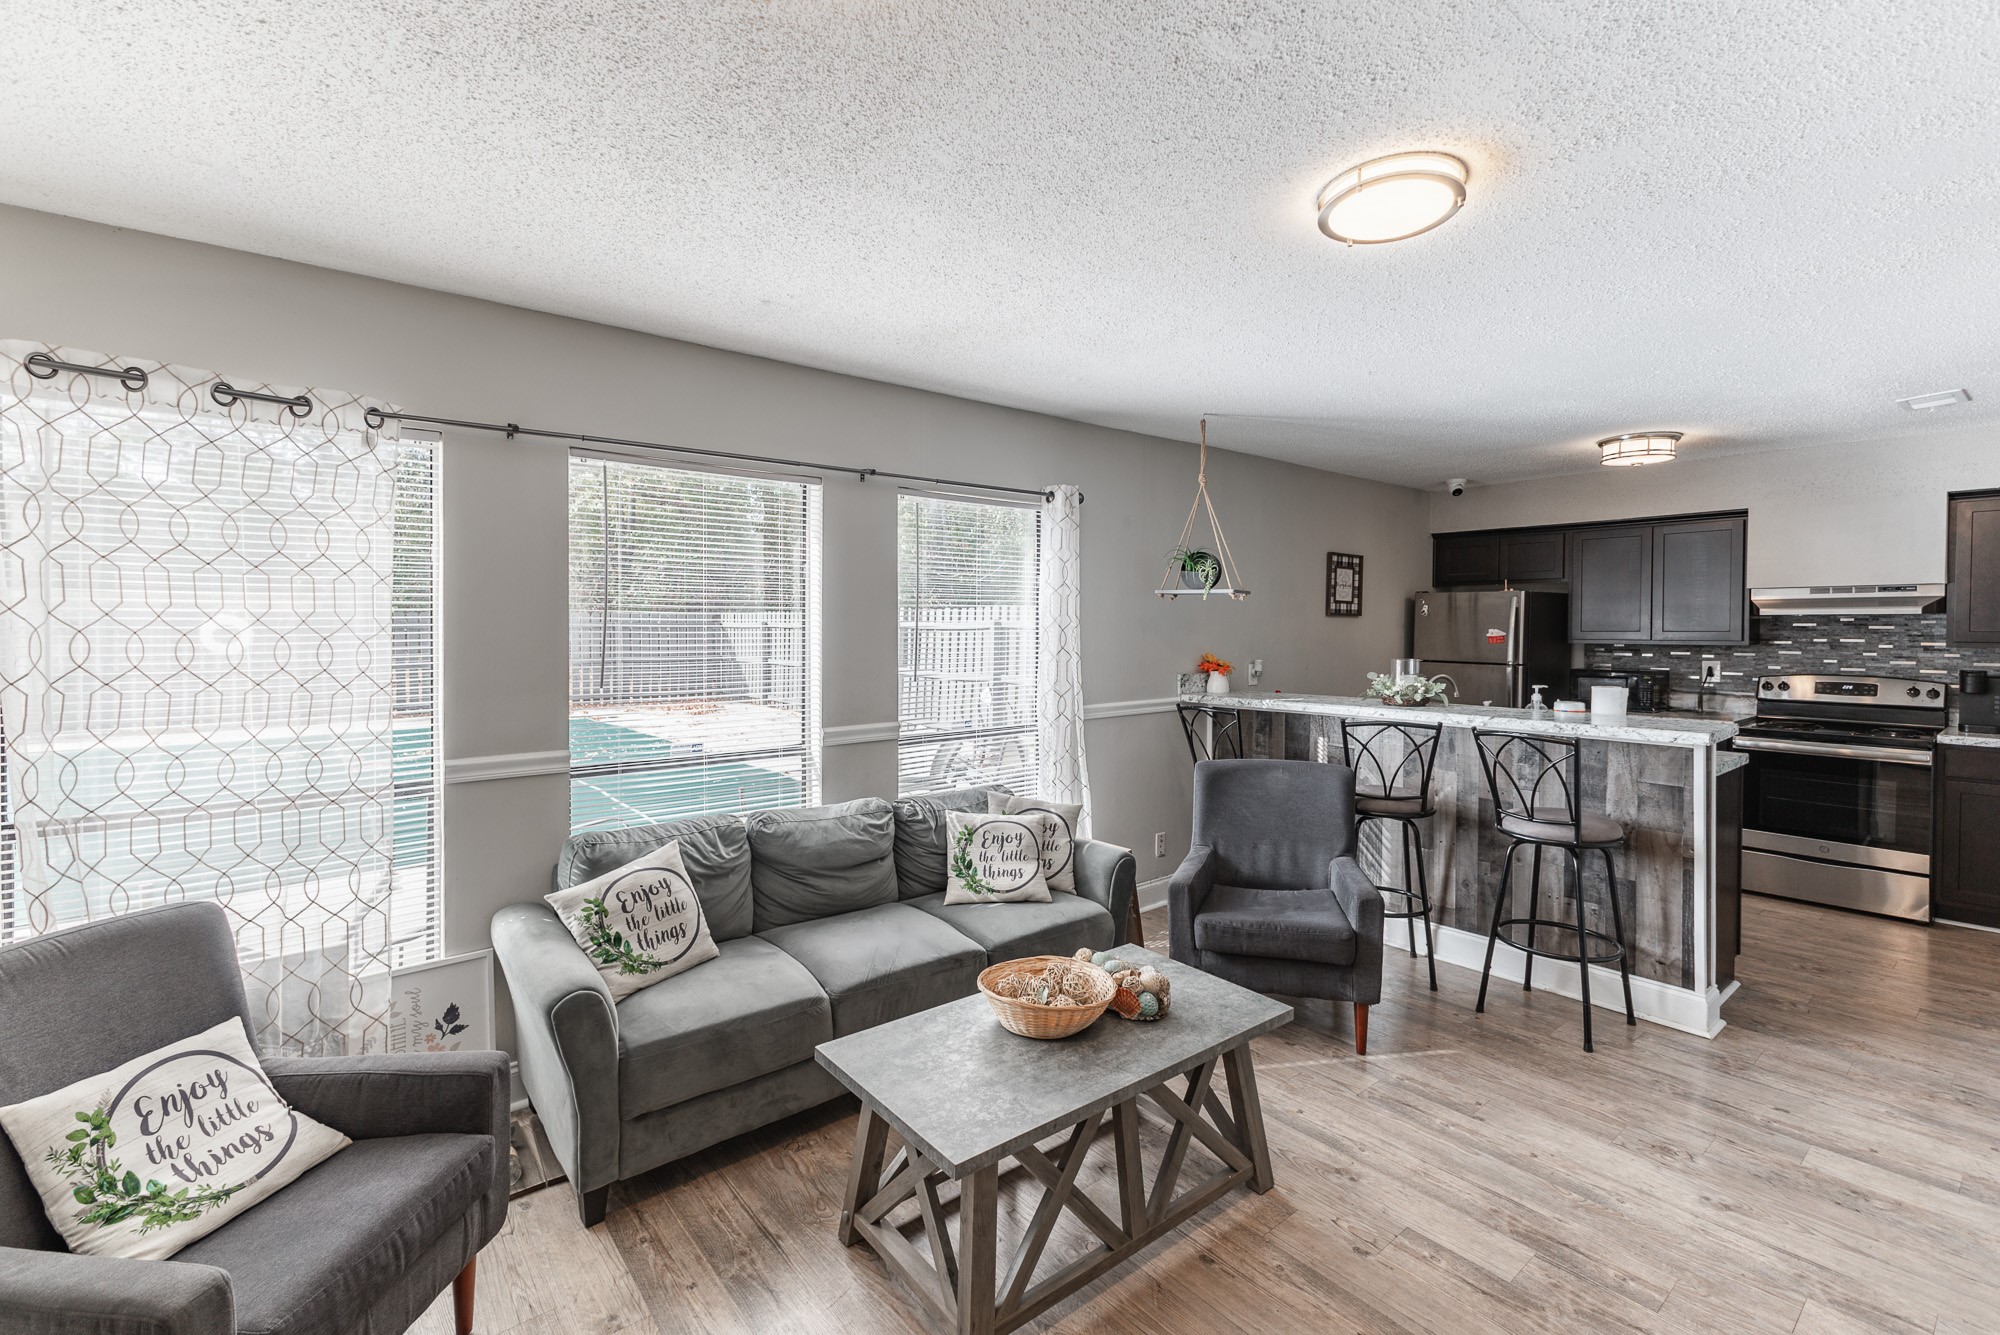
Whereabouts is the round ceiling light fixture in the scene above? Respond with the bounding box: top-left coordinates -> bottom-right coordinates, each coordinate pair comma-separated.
1597,432 -> 1682,467
1316,152 -> 1468,245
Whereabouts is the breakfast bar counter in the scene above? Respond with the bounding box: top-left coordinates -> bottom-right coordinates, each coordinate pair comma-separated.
1182,690 -> 1743,1037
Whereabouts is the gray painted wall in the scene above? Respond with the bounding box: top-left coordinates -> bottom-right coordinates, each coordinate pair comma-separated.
0,204 -> 1430,1048
1429,429 -> 1997,587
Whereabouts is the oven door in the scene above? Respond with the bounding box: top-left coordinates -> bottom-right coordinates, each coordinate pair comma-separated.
1736,742 -> 1933,919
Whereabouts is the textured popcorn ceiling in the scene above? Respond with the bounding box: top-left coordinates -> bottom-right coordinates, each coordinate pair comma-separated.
3,2 -> 1997,488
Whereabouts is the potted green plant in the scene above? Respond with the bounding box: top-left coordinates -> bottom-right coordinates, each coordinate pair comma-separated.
1168,546 -> 1223,593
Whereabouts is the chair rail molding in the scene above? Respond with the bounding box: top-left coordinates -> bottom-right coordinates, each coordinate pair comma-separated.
444,750 -> 571,784
1083,697 -> 1177,721
823,721 -> 902,747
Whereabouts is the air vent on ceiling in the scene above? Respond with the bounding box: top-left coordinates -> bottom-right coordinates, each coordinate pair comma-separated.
1897,389 -> 1970,411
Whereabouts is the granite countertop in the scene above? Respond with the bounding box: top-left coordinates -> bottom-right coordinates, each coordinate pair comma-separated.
1715,750 -> 1750,775
1938,725 -> 2000,748
1181,690 -> 1739,748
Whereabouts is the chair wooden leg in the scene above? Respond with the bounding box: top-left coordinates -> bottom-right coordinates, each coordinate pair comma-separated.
453,1257 -> 476,1335
1353,1003 -> 1369,1056
579,1185 -> 609,1228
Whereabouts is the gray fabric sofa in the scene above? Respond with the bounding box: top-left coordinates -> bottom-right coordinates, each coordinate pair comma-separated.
1168,759 -> 1385,1054
0,902 -> 511,1335
491,788 -> 1136,1227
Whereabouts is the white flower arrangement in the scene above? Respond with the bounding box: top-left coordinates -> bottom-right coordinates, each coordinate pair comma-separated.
1364,671 -> 1452,705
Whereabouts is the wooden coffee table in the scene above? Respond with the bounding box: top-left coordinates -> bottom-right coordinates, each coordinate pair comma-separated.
814,946 -> 1292,1335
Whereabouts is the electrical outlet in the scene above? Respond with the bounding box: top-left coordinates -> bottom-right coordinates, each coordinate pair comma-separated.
1153,832 -> 1167,858
1700,659 -> 1721,685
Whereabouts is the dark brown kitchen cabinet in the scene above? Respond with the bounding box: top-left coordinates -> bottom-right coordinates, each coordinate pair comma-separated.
1946,491 -> 2000,645
1934,743 -> 2000,929
1568,525 -> 1654,641
1503,530 -> 1567,583
1651,515 -> 1747,643
1433,532 -> 1501,587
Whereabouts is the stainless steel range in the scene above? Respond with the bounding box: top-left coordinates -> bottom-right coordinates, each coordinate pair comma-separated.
1733,674 -> 1945,922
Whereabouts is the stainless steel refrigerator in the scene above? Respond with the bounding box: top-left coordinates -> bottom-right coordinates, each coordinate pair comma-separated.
1411,590 -> 1571,708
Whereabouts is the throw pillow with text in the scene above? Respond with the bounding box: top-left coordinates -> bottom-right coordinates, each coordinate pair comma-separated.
546,840 -> 720,1000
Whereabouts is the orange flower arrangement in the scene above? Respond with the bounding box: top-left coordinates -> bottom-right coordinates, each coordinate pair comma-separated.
1195,653 -> 1232,676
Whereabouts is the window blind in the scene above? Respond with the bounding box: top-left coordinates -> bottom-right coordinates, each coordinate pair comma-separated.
390,444 -> 442,970
898,493 -> 1041,796
568,455 -> 820,831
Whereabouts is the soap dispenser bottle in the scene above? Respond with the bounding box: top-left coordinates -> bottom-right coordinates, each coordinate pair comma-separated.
1529,684 -> 1549,711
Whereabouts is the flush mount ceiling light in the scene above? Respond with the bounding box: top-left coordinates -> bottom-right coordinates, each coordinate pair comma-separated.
1316,152 -> 1468,245
1597,432 -> 1682,467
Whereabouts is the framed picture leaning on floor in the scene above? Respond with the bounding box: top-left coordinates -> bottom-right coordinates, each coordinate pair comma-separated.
388,949 -> 495,1053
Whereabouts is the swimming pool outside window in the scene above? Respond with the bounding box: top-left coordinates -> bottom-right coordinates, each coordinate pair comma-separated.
567,454 -> 821,832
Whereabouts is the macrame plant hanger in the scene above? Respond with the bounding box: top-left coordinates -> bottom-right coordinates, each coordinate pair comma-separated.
1156,417 -> 1251,600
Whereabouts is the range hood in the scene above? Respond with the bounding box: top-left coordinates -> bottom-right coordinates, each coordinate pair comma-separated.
1751,584 -> 1946,616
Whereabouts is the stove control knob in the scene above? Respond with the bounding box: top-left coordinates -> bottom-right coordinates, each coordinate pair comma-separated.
1927,687 -> 1942,699
1777,681 -> 1790,691
1908,686 -> 1922,698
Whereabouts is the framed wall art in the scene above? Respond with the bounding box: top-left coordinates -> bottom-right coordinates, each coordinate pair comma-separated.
388,949 -> 495,1054
1326,552 -> 1363,617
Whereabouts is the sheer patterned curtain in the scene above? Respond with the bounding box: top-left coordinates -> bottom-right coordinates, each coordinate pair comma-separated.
0,341 -> 414,1054
1038,484 -> 1090,835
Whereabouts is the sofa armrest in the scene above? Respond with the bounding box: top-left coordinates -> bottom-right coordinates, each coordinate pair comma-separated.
491,903 -> 621,1198
0,1248 -> 232,1335
1072,838 -> 1138,944
1330,856 -> 1385,1005
1167,845 -> 1217,963
263,1049 -> 511,1237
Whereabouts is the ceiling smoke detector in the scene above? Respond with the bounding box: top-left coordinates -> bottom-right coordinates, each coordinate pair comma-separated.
1896,389 -> 1970,411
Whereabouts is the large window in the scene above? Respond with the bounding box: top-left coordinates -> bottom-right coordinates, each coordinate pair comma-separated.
568,455 -> 820,831
898,493 -> 1040,795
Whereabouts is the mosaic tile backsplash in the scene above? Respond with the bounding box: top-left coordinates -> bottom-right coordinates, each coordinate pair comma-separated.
1583,614 -> 2000,713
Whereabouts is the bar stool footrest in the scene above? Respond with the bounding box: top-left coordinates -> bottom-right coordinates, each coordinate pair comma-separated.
1494,918 -> 1625,966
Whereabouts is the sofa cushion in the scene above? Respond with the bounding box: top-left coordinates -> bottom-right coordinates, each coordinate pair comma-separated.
1193,885 -> 1358,966
907,891 -> 1115,964
891,786 -> 1011,898
747,798 -> 898,930
758,903 -> 985,1036
174,1132 -> 491,1335
615,935 -> 832,1120
555,813 -> 754,941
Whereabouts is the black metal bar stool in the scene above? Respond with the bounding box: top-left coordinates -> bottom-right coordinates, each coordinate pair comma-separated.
1177,701 -> 1242,763
1471,730 -> 1635,1052
1339,718 -> 1443,991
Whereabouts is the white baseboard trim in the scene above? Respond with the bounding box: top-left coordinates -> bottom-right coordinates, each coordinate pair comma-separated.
445,750 -> 570,784
1386,920 -> 1727,1039
822,721 -> 900,747
509,1060 -> 528,1113
1136,875 -> 1171,914
1084,697 -> 1177,721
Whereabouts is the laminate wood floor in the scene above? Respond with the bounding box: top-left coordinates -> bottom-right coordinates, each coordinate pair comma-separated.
413,898 -> 2000,1335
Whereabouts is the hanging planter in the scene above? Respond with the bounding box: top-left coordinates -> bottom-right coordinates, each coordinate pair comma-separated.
1156,418 -> 1251,600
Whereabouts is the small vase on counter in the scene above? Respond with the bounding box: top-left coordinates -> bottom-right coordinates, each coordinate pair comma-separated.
1206,671 -> 1230,695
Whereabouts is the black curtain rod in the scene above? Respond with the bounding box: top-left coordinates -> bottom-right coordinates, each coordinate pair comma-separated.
363,408 -> 1074,503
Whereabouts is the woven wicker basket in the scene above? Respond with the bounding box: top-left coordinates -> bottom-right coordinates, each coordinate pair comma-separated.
977,956 -> 1116,1040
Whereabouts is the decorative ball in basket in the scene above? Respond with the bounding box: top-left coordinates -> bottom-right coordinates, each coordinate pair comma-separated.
1077,949 -> 1172,1021
978,956 -> 1117,1040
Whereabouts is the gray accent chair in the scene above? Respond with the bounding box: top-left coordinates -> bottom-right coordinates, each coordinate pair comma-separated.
1168,759 -> 1385,1054
493,789 -> 1136,1227
0,902 -> 510,1335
